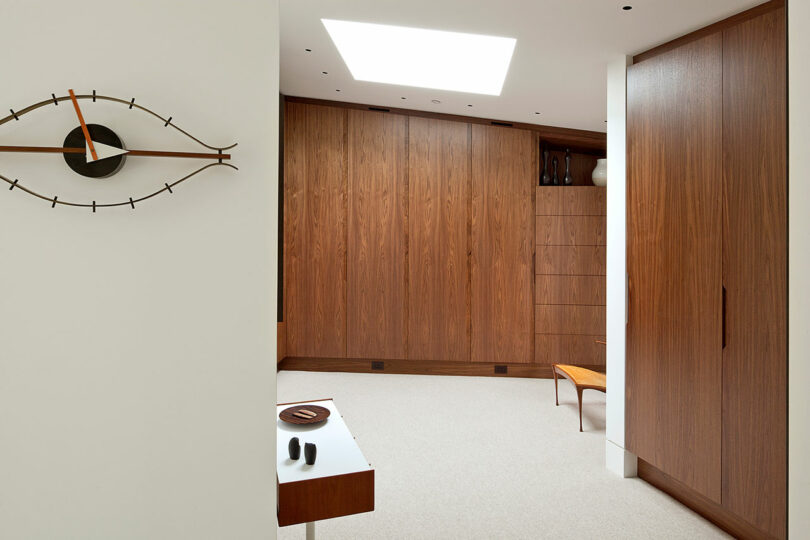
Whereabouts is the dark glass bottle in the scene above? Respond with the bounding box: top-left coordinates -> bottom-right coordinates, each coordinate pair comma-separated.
563,148 -> 574,185
552,156 -> 560,185
541,147 -> 552,185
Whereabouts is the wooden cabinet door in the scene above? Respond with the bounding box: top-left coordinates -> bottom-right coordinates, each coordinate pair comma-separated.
408,118 -> 470,361
347,110 -> 408,359
283,103 -> 347,357
721,8 -> 787,538
626,34 -> 723,502
471,125 -> 534,363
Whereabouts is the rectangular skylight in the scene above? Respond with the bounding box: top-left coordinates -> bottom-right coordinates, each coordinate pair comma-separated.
322,19 -> 516,96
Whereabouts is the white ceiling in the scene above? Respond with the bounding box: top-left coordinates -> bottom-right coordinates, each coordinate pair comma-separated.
281,0 -> 764,133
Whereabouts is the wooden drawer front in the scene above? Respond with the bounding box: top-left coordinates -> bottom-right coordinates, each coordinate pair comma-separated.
534,334 -> 606,365
536,186 -> 606,216
536,216 -> 606,245
536,275 -> 606,305
536,245 -> 606,275
536,305 -> 605,335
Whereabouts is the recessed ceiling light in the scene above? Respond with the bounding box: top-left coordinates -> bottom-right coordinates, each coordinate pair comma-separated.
534,112 -> 540,115
431,99 -> 441,104
305,48 -> 312,52
401,97 -> 406,99
467,104 -> 473,107
622,5 -> 633,10
336,89 -> 341,92
322,71 -> 328,74
322,19 -> 516,95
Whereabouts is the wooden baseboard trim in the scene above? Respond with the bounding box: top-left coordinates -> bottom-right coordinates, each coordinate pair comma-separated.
277,357 -> 605,379
637,459 -> 779,540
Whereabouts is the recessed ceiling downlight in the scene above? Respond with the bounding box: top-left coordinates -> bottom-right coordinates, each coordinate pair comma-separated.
321,19 -> 516,96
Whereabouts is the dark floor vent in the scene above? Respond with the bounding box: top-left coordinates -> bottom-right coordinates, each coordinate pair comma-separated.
371,361 -> 385,371
494,365 -> 508,374
368,106 -> 390,112
491,121 -> 513,127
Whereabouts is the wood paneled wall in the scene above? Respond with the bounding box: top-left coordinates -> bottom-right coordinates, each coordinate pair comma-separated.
471,125 -> 536,363
408,118 -> 471,361
283,99 -> 606,375
720,7 -> 786,538
535,187 -> 605,366
347,110 -> 408,359
627,3 -> 786,537
627,32 -> 724,504
283,102 -> 347,357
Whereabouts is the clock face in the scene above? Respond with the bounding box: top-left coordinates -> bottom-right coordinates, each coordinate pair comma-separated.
63,124 -> 126,178
0,89 -> 237,211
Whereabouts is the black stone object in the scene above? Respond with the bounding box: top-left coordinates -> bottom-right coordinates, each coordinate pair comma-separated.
304,442 -> 317,465
563,148 -> 574,185
288,437 -> 301,460
540,147 -> 552,185
63,124 -> 126,178
552,156 -> 560,185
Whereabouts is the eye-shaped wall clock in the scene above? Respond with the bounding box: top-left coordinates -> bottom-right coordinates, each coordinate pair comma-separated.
0,89 -> 237,211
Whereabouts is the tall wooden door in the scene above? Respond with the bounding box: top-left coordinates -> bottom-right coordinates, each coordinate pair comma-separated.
626,34 -> 723,502
470,125 -> 534,363
408,118 -> 470,361
283,103 -> 347,357
347,110 -> 408,359
721,8 -> 787,538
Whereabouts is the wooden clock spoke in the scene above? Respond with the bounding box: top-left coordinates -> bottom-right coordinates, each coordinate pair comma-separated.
0,145 -> 230,160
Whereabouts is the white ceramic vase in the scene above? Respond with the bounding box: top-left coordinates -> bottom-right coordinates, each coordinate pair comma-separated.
592,159 -> 607,186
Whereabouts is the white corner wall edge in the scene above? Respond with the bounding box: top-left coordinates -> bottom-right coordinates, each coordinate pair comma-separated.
605,55 -> 637,478
0,1 -> 280,539
788,0 -> 810,536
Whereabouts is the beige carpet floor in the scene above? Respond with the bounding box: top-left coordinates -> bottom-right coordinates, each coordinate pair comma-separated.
277,370 -> 728,540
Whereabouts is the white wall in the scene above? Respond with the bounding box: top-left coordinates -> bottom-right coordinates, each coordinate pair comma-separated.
788,0 -> 810,535
605,55 -> 636,478
0,1 -> 279,539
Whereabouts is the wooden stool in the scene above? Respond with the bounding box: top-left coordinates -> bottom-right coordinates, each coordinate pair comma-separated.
552,364 -> 607,432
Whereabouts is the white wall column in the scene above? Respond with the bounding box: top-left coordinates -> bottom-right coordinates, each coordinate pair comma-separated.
605,55 -> 637,478
788,0 -> 810,535
0,1 -> 279,538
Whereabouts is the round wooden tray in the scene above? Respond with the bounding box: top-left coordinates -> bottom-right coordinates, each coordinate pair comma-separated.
279,404 -> 331,425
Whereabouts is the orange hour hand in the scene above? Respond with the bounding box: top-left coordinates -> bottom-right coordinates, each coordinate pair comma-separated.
68,89 -> 98,162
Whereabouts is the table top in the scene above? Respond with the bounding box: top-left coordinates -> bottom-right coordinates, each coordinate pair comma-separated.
276,399 -> 371,484
554,364 -> 607,390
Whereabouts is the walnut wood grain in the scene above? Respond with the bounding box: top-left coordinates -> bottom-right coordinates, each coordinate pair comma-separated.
535,275 -> 605,305
471,125 -> 534,363
277,470 -> 374,527
535,334 -> 606,366
626,33 -> 723,502
535,186 -> 605,216
284,96 -> 606,153
278,356 -> 605,379
638,460 -> 777,540
535,216 -> 606,246
408,117 -> 470,362
283,102 -> 347,357
721,8 -> 787,538
536,245 -> 606,275
536,305 -> 605,336
347,110 -> 408,359
632,0 -> 784,64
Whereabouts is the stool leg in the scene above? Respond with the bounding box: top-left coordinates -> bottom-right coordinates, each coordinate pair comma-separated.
577,387 -> 584,432
553,367 -> 559,406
